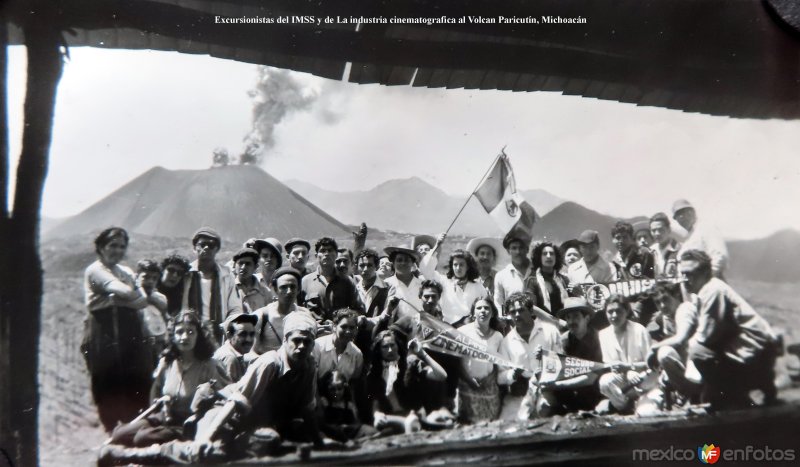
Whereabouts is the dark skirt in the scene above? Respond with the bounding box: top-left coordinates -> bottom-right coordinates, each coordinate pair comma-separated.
81,306 -> 153,432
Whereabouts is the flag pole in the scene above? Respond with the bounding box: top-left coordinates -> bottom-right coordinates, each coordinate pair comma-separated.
443,148 -> 506,236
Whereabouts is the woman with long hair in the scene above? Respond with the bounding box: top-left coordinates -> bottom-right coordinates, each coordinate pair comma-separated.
109,310 -> 229,446
456,297 -> 504,423
525,241 -> 571,318
82,227 -> 160,431
366,330 -> 448,435
418,233 -> 488,326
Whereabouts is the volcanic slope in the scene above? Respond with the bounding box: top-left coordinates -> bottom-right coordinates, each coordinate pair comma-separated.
48,165 -> 349,242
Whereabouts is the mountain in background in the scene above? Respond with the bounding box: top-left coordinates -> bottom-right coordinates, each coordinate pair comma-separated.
46,166 -> 349,243
727,229 -> 800,283
284,177 -> 564,236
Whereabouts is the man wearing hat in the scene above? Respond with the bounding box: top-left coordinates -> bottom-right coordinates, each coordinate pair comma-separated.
383,244 -> 424,320
649,212 -> 682,279
213,312 -> 259,382
412,234 -> 437,257
184,227 -> 242,344
672,199 -> 728,279
253,238 -> 283,289
251,267 -> 312,356
467,237 -> 508,297
284,237 -> 312,277
567,230 -> 615,286
232,247 -> 276,313
493,236 -> 532,317
537,297 -> 604,414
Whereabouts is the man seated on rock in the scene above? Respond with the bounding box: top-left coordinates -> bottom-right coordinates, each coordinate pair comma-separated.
536,297 -> 604,415
645,282 -> 702,407
301,237 -> 362,321
679,249 -> 778,410
232,247 -> 274,313
250,267 -> 311,357
213,312 -> 259,382
597,295 -> 656,415
498,292 -> 562,420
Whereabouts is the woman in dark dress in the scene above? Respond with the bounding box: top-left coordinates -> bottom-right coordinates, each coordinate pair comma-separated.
524,241 -> 571,318
82,227 -> 156,431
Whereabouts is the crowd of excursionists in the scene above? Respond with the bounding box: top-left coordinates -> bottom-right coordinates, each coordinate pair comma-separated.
86,199 -> 781,465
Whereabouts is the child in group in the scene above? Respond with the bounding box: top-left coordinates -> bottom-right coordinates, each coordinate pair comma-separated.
317,370 -> 377,442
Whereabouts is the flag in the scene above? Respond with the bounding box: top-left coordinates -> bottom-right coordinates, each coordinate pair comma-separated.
416,312 -> 529,372
473,153 -> 537,245
538,350 -> 609,383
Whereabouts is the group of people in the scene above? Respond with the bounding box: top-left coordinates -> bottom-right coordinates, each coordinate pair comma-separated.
86,199 -> 781,465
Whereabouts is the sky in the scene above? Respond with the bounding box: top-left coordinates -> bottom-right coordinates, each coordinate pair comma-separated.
7,46 -> 800,240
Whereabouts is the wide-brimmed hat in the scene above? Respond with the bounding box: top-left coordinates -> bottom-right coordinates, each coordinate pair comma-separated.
466,237 -> 509,265
556,297 -> 595,319
253,238 -> 284,267
383,245 -> 421,263
411,234 -> 436,252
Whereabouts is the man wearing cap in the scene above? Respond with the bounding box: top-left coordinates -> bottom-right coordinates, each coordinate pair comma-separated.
536,297 -> 604,414
251,267 -> 312,356
493,236 -> 532,317
649,212 -> 682,279
184,227 -> 242,344
672,199 -> 728,279
301,237 -> 362,321
232,247 -> 275,313
284,238 -> 312,278
567,230 -> 615,286
383,244 -> 424,321
253,238 -> 283,290
214,312 -> 259,382
498,292 -> 562,420
679,249 -> 777,409
467,237 -> 506,298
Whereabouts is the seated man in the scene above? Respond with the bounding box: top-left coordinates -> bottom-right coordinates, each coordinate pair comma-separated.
538,297 -> 604,414
646,282 -> 701,406
498,292 -> 562,420
597,295 -> 655,414
679,249 -> 778,409
213,312 -> 258,382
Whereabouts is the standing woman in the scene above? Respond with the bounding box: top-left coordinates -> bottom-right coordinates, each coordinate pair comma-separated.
456,298 -> 504,423
525,241 -> 571,318
82,227 -> 155,431
109,311 -> 229,446
418,233 -> 487,326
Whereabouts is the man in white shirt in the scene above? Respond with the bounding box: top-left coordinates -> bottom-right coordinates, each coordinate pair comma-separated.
498,292 -> 562,420
649,212 -> 682,279
597,295 -> 654,413
567,230 -> 616,286
672,199 -> 728,279
493,236 -> 532,317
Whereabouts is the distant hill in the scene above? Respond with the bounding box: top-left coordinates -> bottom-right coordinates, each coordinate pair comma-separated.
40,216 -> 64,234
728,229 -> 800,283
535,201 -> 648,245
47,166 -> 349,243
284,177 -> 564,236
